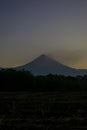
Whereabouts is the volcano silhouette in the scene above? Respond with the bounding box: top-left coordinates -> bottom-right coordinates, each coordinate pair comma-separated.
15,54 -> 87,76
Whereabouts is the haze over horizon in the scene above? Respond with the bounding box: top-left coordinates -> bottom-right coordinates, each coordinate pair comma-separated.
1,0 -> 87,69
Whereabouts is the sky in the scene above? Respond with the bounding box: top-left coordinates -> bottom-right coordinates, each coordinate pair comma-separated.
0,0 -> 87,69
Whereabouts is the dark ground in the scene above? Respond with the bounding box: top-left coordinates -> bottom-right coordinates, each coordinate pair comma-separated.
0,91 -> 87,130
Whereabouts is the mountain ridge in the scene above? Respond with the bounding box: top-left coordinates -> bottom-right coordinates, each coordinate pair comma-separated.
14,54 -> 87,76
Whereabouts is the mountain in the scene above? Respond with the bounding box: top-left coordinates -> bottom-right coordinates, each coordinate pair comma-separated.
0,68 -> 3,70
15,54 -> 87,76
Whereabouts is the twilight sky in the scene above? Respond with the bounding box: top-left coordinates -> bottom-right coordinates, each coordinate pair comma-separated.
0,0 -> 87,69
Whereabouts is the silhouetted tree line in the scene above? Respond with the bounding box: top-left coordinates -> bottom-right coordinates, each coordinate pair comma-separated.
0,69 -> 87,91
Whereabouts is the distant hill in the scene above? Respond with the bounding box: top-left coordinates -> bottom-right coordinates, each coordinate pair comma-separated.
0,68 -> 3,70
15,54 -> 87,76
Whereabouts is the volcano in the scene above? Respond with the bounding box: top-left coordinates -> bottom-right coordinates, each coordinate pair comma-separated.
15,54 -> 87,76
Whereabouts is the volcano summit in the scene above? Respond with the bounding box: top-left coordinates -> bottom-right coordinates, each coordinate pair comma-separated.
15,54 -> 87,76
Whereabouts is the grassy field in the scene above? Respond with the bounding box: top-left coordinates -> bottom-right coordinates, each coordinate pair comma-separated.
0,91 -> 87,129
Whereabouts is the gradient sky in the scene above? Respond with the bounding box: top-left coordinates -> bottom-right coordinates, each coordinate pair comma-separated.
0,0 -> 87,69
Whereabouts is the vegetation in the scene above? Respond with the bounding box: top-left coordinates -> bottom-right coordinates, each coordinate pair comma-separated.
0,69 -> 87,92
0,69 -> 87,129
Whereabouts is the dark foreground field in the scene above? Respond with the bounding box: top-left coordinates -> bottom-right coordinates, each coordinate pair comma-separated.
0,91 -> 87,129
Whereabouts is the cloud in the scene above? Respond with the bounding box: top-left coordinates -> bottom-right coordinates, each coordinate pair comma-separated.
47,49 -> 87,67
